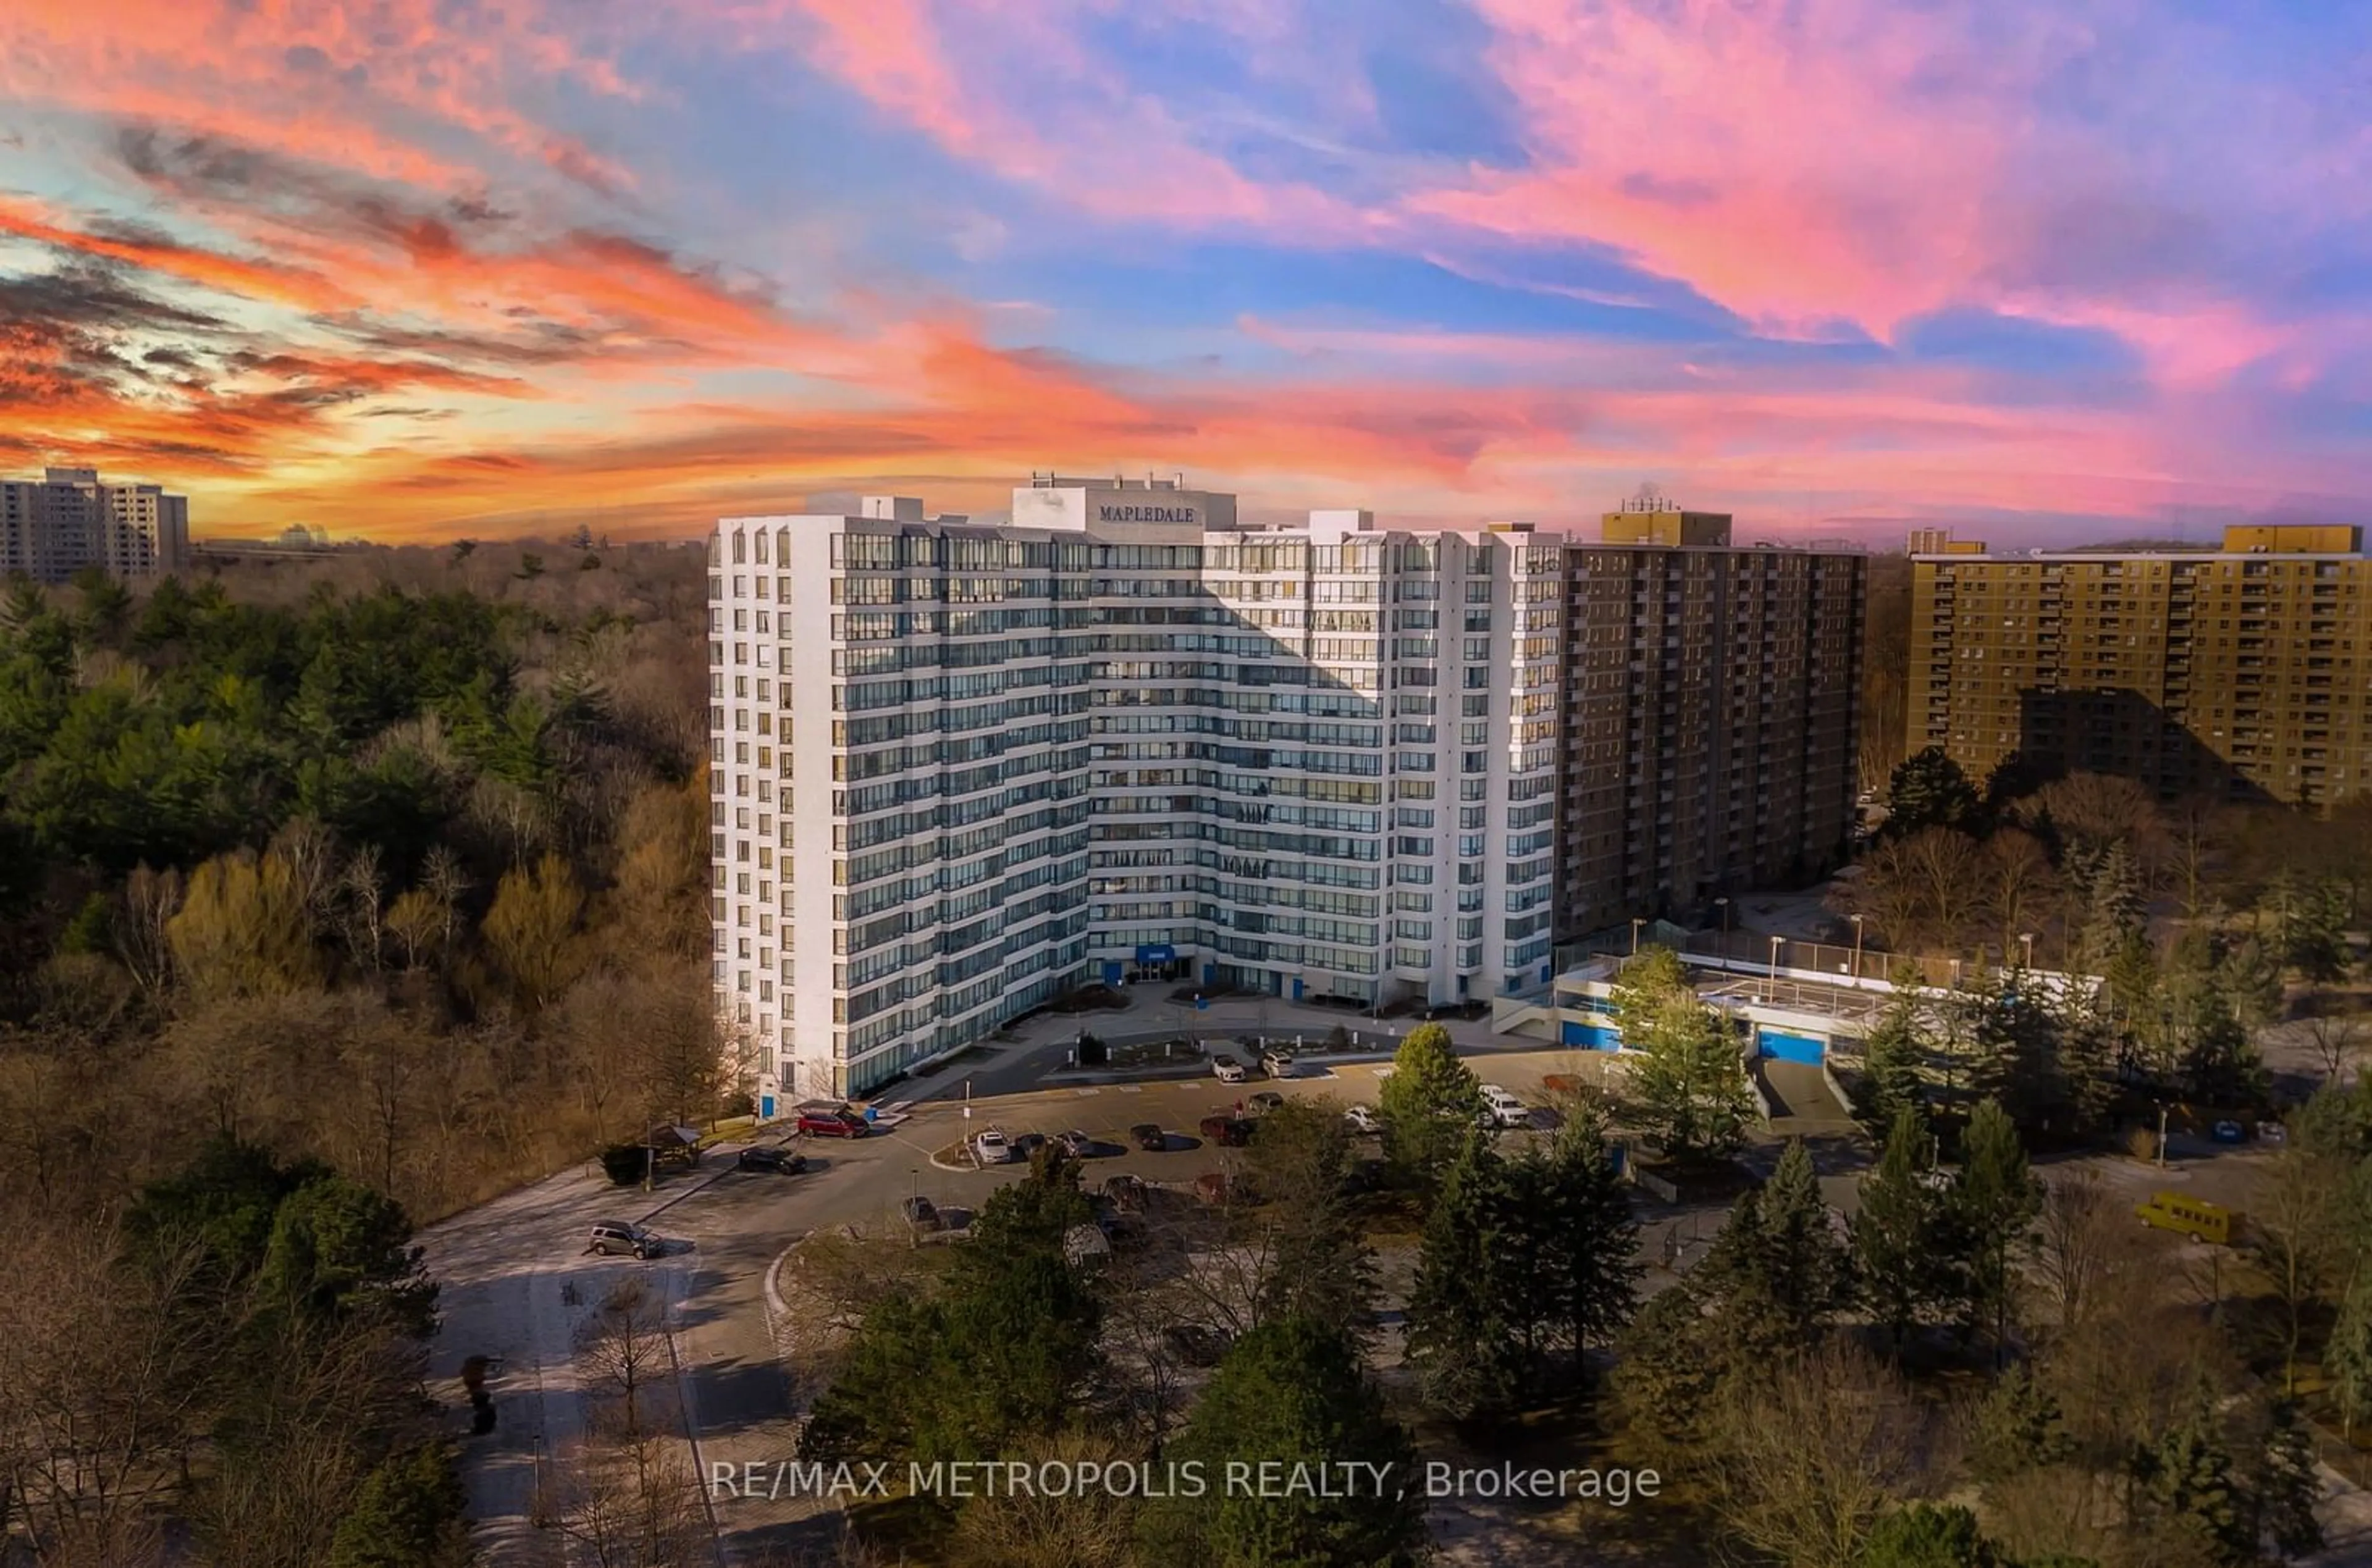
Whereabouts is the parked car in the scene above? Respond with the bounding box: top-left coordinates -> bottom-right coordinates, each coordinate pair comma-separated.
1479,1084 -> 1523,1108
2258,1121 -> 2287,1144
1100,1173 -> 1149,1212
1057,1129 -> 1096,1158
1213,1057 -> 1249,1084
1199,1114 -> 1255,1147
585,1221 -> 660,1259
1261,1049 -> 1295,1078
1342,1104 -> 1381,1135
1248,1091 -> 1285,1114
1096,1210 -> 1146,1246
1196,1170 -> 1258,1205
1164,1323 -> 1232,1367
735,1146 -> 807,1174
797,1109 -> 868,1138
1485,1099 -> 1532,1129
972,1128 -> 1016,1165
1130,1122 -> 1167,1152
1064,1223 -> 1112,1267
901,1196 -> 944,1233
2210,1120 -> 2247,1144
1163,1322 -> 1231,1367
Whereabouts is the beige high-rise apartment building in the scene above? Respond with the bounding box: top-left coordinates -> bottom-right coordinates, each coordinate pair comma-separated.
0,467 -> 189,582
1558,499 -> 1865,934
1911,524 -> 2370,808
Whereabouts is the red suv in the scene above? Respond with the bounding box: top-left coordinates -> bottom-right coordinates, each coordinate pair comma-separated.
1198,1115 -> 1255,1148
797,1109 -> 868,1138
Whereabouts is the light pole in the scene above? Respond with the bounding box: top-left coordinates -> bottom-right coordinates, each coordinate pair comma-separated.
2019,931 -> 2035,970
909,1167 -> 920,1249
1768,934 -> 1784,1003
1631,916 -> 1645,957
1715,897 -> 1730,944
2156,1102 -> 2170,1168
1849,913 -> 1864,980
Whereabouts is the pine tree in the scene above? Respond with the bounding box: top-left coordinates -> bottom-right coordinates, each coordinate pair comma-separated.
1610,1282 -> 1722,1456
2145,1377 -> 2249,1566
1537,1112 -> 1641,1375
2051,989 -> 2120,1134
1886,747 -> 1979,838
2279,879 -> 2353,986
2075,841 -> 2146,973
1758,1138 -> 1853,1331
1695,1139 -> 1849,1363
1853,1106 -> 1945,1347
1853,988 -> 1927,1134
1953,1100 -> 2042,1354
1969,1361 -> 2072,1482
2328,1268 -> 2372,1441
1859,1503 -> 2001,1568
2180,986 -> 2269,1108
2255,1401 -> 2325,1561
1614,947 -> 1756,1164
1405,1132 -> 1525,1417
1138,1317 -> 1426,1568
1972,980 -> 2069,1136
326,1444 -> 473,1568
2214,934 -> 2286,1031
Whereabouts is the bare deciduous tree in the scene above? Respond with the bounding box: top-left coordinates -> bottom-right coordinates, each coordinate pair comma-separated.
1841,828 -> 1985,955
2305,1013 -> 2366,1086
549,1431 -> 711,1568
1982,828 -> 2059,965
943,1429 -> 1140,1568
2027,1169 -> 2135,1338
1709,1340 -> 1938,1568
576,1277 -> 678,1443
118,864 -> 182,1002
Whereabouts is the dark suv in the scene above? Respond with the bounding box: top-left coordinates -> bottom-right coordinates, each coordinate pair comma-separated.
797,1109 -> 868,1138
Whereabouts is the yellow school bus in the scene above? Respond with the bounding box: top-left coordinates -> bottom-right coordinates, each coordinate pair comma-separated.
2136,1191 -> 2238,1246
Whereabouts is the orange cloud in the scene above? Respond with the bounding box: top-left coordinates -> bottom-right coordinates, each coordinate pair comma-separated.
0,198 -> 356,314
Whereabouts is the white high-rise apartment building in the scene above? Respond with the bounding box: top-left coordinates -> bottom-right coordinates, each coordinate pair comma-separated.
709,478 -> 1567,1107
0,467 -> 190,582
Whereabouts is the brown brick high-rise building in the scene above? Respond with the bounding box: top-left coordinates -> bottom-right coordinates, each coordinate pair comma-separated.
1557,495 -> 1866,937
1911,524 -> 2369,807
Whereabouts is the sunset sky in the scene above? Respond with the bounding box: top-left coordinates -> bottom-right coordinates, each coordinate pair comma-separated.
4,0 -> 2369,545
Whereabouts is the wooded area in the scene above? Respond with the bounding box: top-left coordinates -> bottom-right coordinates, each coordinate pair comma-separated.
0,542 -> 717,1561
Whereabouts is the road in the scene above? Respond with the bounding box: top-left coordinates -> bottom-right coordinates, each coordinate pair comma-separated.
422,1045 -> 1711,1562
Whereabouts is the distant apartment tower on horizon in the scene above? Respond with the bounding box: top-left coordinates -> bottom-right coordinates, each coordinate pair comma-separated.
1912,523 -> 2371,808
0,467 -> 189,582
707,478 -> 1863,1108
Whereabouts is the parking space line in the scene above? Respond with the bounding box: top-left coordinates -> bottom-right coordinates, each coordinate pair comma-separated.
1117,1084 -> 1143,1094
1072,1087 -> 1101,1097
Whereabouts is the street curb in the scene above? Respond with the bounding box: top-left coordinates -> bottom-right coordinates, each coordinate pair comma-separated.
762,1243 -> 792,1329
